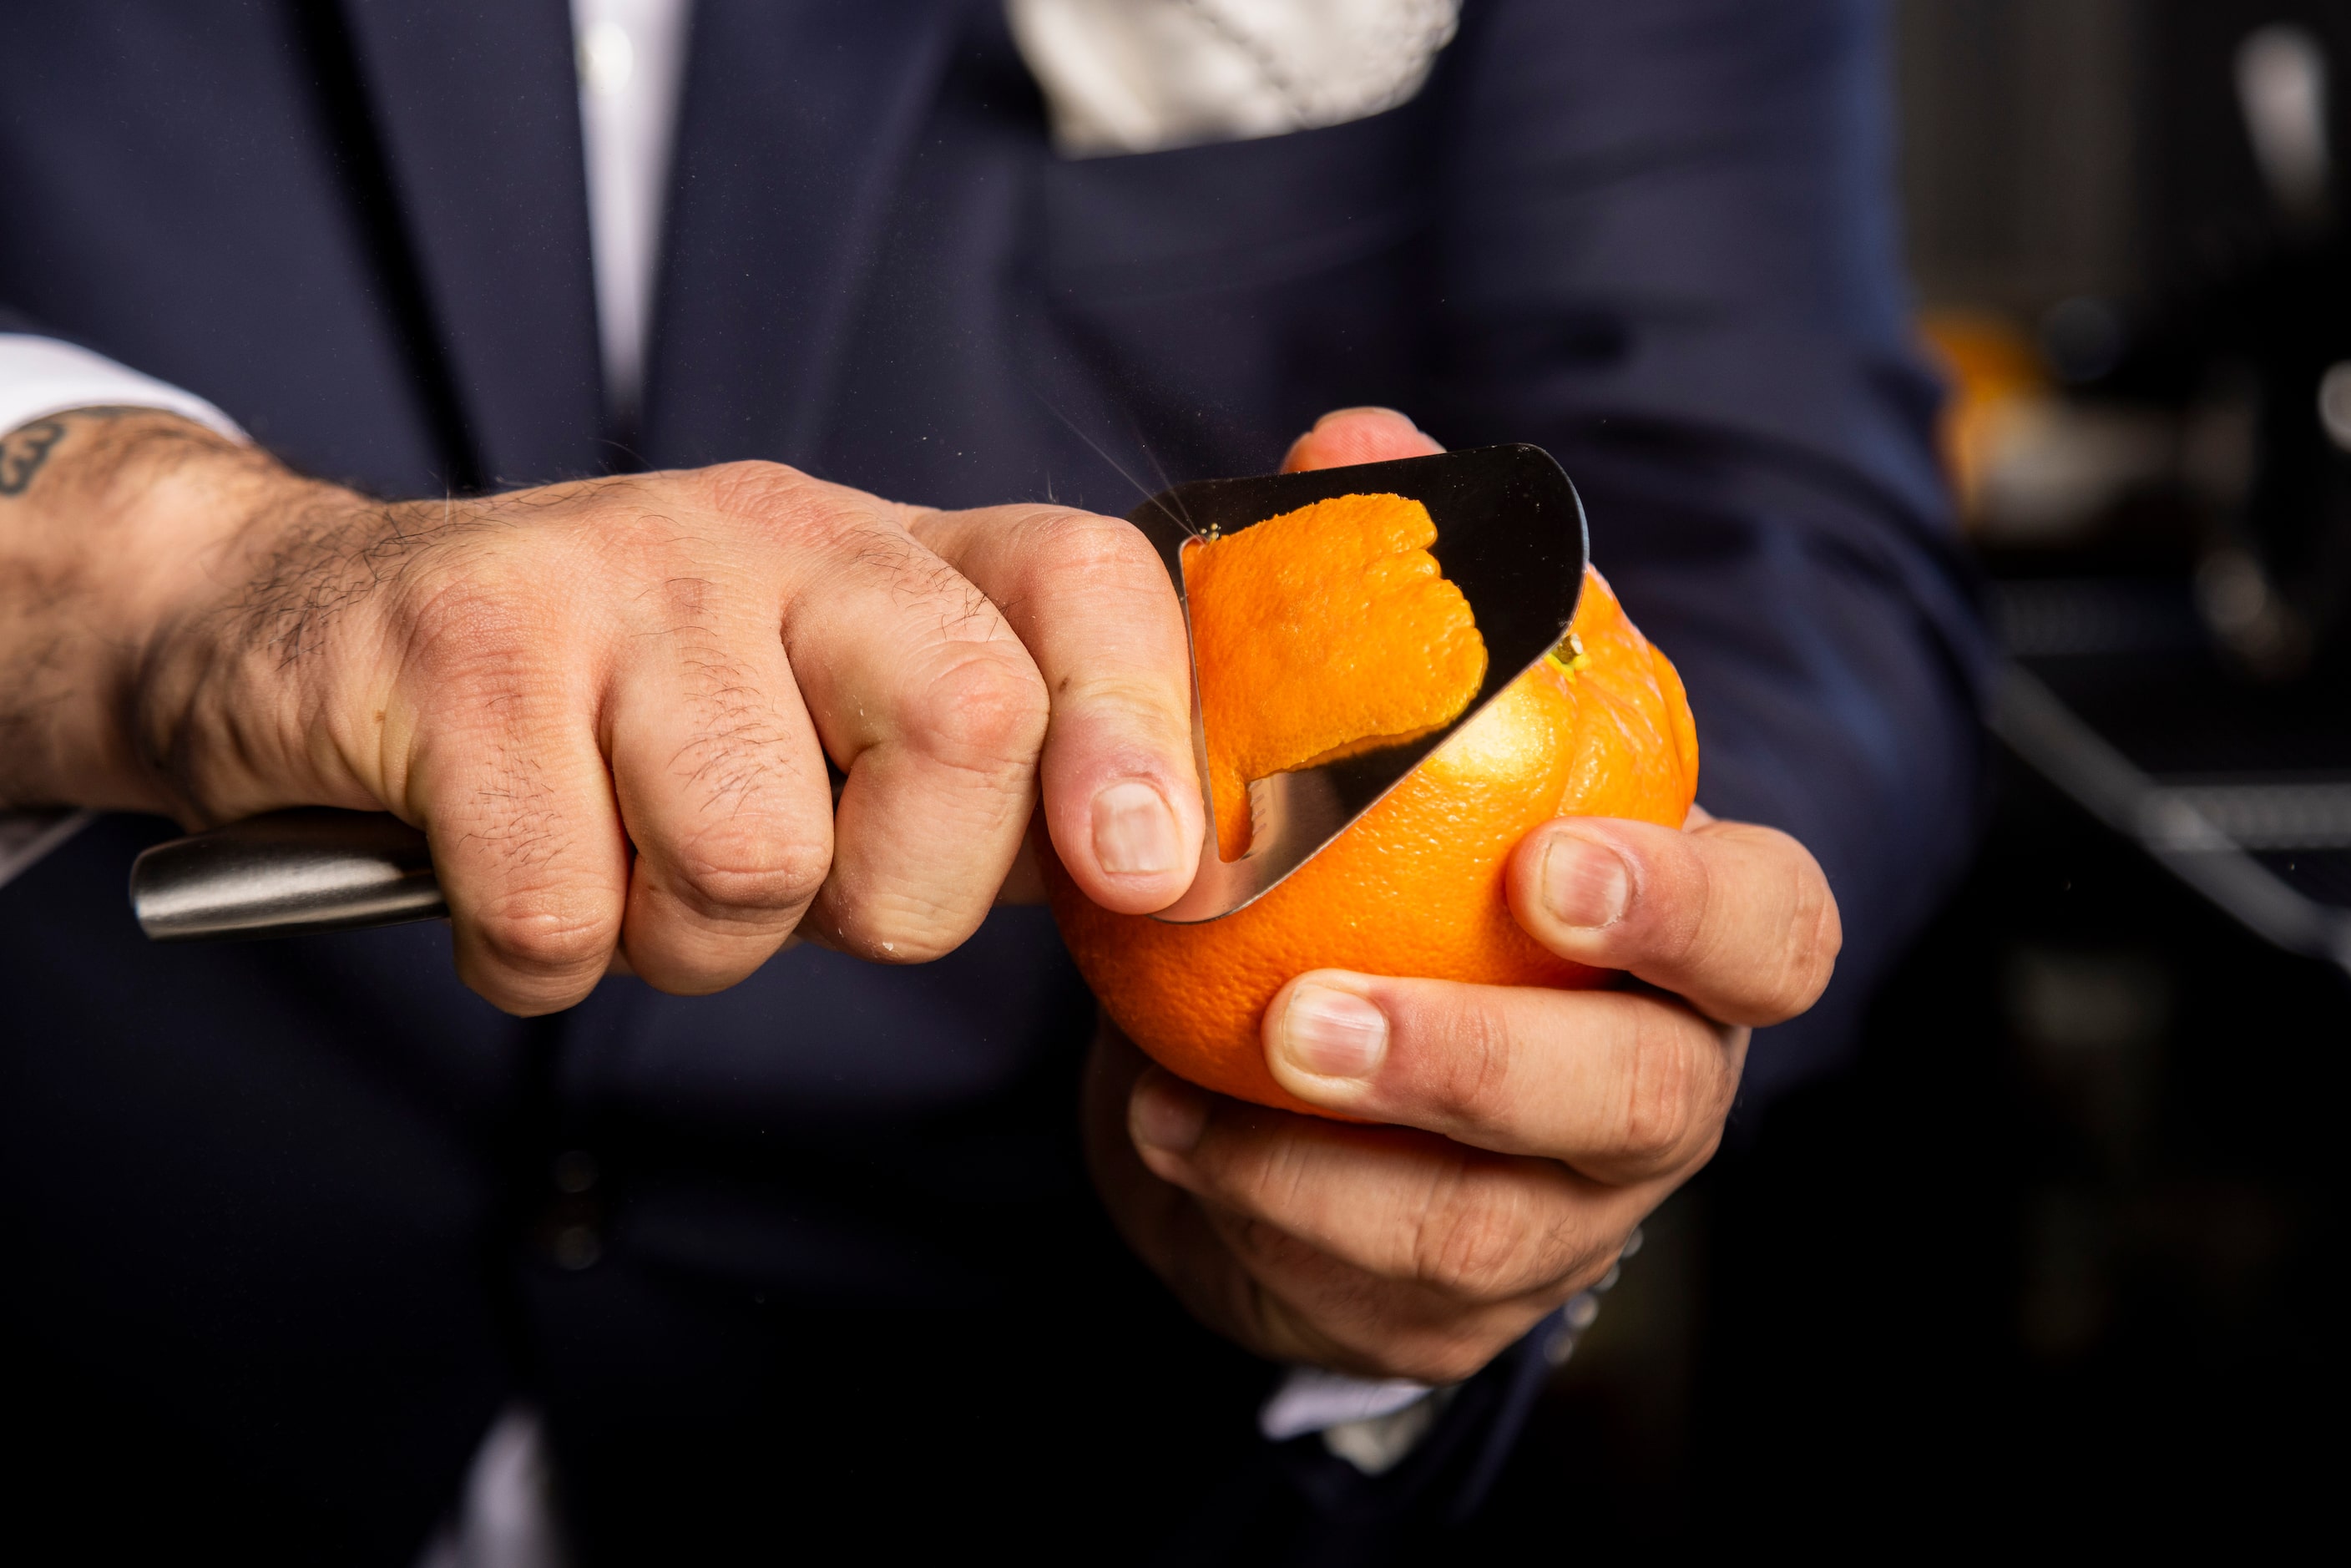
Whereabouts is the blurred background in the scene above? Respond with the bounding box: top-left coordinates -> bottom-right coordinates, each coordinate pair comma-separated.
1469,0 -> 2348,1544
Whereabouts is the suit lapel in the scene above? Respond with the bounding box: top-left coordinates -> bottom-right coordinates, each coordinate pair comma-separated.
336,0 -> 604,487
642,0 -> 962,471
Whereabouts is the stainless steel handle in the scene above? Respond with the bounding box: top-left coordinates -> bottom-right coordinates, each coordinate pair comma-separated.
130,809 -> 445,942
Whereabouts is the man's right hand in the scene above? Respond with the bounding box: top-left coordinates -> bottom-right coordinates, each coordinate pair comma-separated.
0,408 -> 1201,1013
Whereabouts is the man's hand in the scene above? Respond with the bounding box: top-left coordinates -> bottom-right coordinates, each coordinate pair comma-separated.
0,408 -> 1201,1013
1084,409 -> 1841,1383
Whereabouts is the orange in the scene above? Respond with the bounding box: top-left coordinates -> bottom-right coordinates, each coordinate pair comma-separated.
1916,307 -> 2045,518
1047,496 -> 1700,1115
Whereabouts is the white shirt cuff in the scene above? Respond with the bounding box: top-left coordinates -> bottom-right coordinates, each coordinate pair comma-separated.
1254,1227 -> 1640,1475
0,333 -> 245,443
1260,1367 -> 1443,1477
1259,1367 -> 1434,1443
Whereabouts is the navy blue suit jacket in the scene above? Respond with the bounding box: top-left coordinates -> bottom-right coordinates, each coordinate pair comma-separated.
0,1 -> 1983,1560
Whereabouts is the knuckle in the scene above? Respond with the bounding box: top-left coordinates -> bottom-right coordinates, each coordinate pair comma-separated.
1779,867 -> 1843,1010
909,650 -> 1049,772
1060,671 -> 1184,728
392,617 -> 575,741
1653,833 -> 1715,964
396,570 -> 541,678
1197,1117 -> 1310,1222
1417,995 -> 1519,1127
1742,857 -> 1841,1022
665,825 -> 831,917
1027,510 -> 1158,580
1615,1015 -> 1711,1168
1428,1218 -> 1537,1302
697,459 -> 813,519
1412,1166 -> 1550,1300
473,896 -> 619,976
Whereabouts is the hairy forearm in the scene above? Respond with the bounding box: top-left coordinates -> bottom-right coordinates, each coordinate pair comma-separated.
0,408 -> 323,814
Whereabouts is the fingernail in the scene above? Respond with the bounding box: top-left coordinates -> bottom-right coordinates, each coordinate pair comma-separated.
1093,781 -> 1180,877
1131,1072 -> 1207,1156
1542,833 -> 1632,928
1275,984 -> 1389,1080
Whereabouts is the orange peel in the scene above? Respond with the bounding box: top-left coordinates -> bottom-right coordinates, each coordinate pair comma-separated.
1182,493 -> 1487,859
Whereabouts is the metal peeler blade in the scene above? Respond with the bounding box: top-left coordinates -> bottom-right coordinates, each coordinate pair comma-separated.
1129,443 -> 1588,923
127,444 -> 1586,943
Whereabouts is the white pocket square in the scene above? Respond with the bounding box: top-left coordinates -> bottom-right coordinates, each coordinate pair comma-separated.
1007,0 -> 1461,157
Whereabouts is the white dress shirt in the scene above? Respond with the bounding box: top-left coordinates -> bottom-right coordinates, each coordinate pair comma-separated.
573,0 -> 693,425
1,3 -> 1496,1507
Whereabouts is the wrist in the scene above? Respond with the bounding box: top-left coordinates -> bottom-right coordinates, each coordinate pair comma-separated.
0,408 -> 320,812
93,408 -> 276,622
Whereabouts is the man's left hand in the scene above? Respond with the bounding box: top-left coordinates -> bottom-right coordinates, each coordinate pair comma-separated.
1080,409 -> 1841,1383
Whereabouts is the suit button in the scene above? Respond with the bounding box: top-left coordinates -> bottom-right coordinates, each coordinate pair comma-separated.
551,1222 -> 603,1271
543,1150 -> 603,1267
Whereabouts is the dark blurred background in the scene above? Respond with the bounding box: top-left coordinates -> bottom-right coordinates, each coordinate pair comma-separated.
1469,0 -> 2348,1544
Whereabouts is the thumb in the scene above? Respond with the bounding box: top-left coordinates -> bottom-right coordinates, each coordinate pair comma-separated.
1281,407 -> 1445,472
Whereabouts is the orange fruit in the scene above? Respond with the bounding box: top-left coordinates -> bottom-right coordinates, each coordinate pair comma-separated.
1916,307 -> 2046,517
1047,493 -> 1700,1115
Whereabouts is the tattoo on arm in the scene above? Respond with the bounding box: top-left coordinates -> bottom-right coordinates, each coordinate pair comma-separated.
1,407 -> 185,498
0,418 -> 67,497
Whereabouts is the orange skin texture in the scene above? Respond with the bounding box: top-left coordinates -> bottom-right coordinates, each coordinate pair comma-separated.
1182,493 -> 1488,860
1047,564 -> 1701,1115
